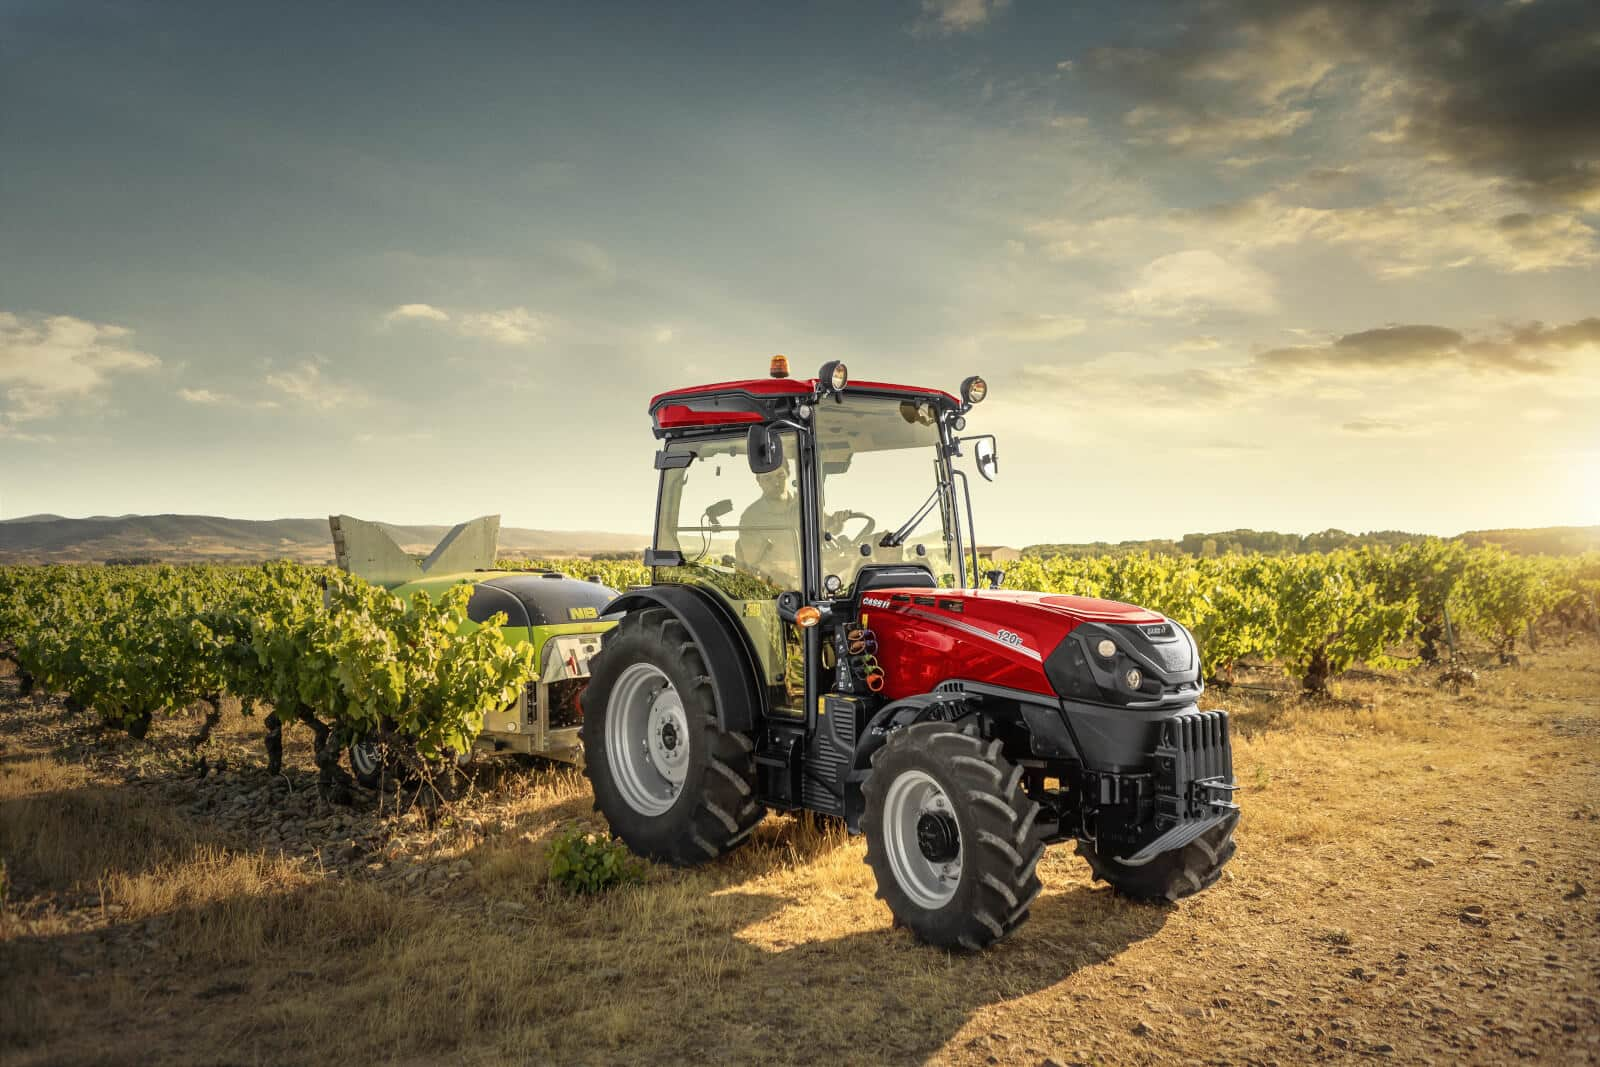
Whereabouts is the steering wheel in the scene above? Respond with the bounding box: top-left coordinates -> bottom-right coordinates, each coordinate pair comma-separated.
825,511 -> 877,563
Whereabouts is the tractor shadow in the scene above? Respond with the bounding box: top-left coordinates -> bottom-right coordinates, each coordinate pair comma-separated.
1,876 -> 1169,1066
0,762 -> 1174,1067
691,884 -> 1173,1063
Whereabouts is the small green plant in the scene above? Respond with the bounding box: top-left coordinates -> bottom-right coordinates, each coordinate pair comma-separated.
546,828 -> 642,895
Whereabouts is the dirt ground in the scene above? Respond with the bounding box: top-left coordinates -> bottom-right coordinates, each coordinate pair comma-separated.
2,643 -> 1597,1066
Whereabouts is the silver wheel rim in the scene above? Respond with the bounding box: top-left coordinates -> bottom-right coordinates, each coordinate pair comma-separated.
350,739 -> 380,778
606,662 -> 689,816
882,769 -> 962,909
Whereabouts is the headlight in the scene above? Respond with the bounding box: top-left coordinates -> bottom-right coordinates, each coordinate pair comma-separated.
961,375 -> 987,405
818,360 -> 848,394
1096,638 -> 1117,659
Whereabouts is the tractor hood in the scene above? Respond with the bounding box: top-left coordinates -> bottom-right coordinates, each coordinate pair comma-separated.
859,586 -> 1200,707
949,589 -> 1166,626
859,586 -> 1165,655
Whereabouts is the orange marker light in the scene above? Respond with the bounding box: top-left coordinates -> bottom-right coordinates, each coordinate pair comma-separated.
795,605 -> 821,628
770,354 -> 790,379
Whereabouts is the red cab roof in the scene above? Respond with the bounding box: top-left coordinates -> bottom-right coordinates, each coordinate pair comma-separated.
648,377 -> 960,412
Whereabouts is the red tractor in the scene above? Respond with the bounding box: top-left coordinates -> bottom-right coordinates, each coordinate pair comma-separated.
583,358 -> 1238,949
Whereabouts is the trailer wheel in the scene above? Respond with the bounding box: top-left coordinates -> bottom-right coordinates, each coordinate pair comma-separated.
582,608 -> 763,866
862,721 -> 1044,951
1076,814 -> 1238,902
347,735 -> 390,789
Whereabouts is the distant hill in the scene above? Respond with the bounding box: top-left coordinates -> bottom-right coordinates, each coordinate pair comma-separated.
1024,525 -> 1600,559
0,514 -> 648,564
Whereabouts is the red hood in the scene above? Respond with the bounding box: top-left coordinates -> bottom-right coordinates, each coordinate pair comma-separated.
951,588 -> 1166,625
855,586 -> 1168,700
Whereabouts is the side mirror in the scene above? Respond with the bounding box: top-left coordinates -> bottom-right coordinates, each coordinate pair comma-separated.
973,436 -> 998,482
984,568 -> 1005,589
747,424 -> 784,474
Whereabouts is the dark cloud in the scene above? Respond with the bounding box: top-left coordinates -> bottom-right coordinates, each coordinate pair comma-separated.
1256,317 -> 1600,376
1084,0 -> 1600,207
1378,0 -> 1600,208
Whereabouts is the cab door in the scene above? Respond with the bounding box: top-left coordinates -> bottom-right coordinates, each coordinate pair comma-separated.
650,431 -> 808,721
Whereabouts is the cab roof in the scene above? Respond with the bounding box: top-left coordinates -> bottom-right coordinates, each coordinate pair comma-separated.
649,377 -> 960,409
649,377 -> 960,425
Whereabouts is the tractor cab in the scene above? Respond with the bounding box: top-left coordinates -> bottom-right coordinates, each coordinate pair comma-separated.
642,357 -> 995,721
583,358 -> 1237,951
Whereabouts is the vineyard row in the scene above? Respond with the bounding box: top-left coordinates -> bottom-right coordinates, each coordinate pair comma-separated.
0,543 -> 1595,795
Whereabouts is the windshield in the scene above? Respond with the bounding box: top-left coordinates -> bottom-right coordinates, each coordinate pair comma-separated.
815,396 -> 956,591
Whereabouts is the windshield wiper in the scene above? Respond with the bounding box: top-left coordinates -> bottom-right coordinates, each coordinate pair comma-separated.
879,489 -> 940,548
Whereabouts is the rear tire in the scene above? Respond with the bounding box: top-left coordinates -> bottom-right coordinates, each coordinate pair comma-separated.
862,721 -> 1044,951
1077,814 -> 1237,902
582,609 -> 763,866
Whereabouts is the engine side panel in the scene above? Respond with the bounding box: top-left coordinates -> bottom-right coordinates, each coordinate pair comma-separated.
855,591 -> 1061,700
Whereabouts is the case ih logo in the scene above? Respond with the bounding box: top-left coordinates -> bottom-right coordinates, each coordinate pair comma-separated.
862,596 -> 895,609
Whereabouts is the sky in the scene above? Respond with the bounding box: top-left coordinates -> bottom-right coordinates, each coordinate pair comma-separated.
2,0 -> 1597,546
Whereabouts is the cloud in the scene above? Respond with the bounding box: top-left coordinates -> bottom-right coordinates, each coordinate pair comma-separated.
0,311 -> 160,425
384,303 -> 449,324
1031,192 -> 1598,275
914,0 -> 1009,35
264,361 -> 369,410
1007,314 -> 1600,446
385,302 -> 545,345
1017,361 -> 1240,410
1111,250 -> 1277,317
1083,0 -> 1600,208
176,387 -> 226,404
1256,317 -> 1600,377
983,313 -> 1087,342
1341,417 -> 1413,434
1122,100 -> 1313,151
457,307 -> 545,345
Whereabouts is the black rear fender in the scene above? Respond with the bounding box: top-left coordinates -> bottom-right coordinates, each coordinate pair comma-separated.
599,585 -> 767,735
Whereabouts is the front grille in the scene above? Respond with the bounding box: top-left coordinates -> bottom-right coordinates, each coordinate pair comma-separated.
1142,635 -> 1194,674
1154,710 -> 1235,821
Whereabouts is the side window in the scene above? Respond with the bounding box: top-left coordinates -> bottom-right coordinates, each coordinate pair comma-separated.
654,433 -> 802,598
653,433 -> 803,713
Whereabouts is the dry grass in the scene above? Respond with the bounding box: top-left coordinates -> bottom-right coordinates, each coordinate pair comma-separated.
2,642 -> 1598,1065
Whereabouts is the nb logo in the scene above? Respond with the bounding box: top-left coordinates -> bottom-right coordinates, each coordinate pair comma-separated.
996,629 -> 1023,647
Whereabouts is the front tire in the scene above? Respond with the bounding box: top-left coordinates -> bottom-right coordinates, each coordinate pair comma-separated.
862,721 -> 1044,951
582,609 -> 763,866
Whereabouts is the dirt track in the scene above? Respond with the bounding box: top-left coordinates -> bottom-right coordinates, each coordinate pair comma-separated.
2,645 -> 1598,1065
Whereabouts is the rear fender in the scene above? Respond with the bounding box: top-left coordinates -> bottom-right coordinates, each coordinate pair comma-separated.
601,585 -> 767,734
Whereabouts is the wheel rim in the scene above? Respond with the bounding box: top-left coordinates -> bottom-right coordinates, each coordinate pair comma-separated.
350,738 -> 380,778
606,662 -> 689,816
882,768 -> 962,909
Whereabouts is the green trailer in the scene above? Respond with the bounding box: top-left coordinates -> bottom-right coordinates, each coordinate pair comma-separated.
329,515 -> 619,777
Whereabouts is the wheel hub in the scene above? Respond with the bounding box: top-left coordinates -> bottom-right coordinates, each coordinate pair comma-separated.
606,662 -> 690,816
881,769 -> 963,909
916,811 -> 960,864
644,686 -> 690,785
